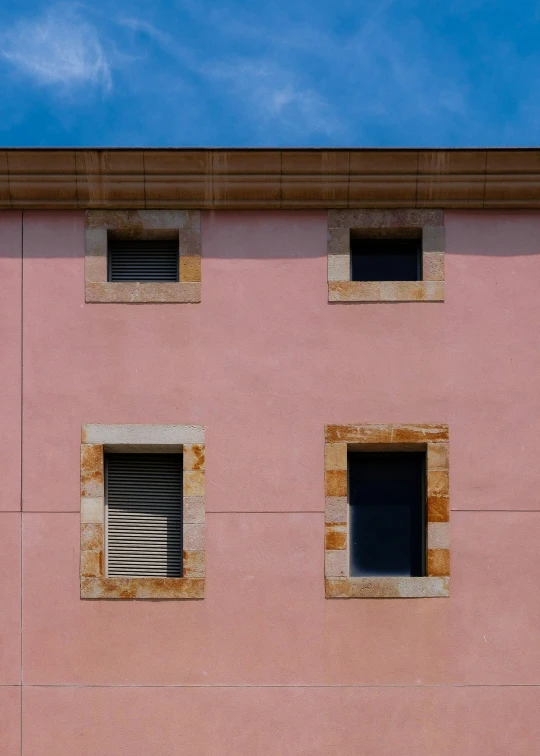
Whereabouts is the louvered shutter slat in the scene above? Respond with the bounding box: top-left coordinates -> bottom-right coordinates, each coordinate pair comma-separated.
108,240 -> 179,282
106,454 -> 183,578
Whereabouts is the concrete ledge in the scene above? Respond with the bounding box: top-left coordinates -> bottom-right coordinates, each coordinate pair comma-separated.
85,281 -> 201,303
329,281 -> 444,302
82,424 -> 204,445
81,577 -> 205,599
325,577 -> 450,598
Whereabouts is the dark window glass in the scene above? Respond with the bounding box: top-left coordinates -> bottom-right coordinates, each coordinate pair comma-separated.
108,239 -> 179,282
350,238 -> 421,281
348,452 -> 426,577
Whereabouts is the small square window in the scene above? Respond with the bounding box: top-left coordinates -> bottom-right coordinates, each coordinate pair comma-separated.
85,210 -> 201,303
108,239 -> 179,282
350,238 -> 422,282
327,210 -> 445,302
348,451 -> 426,577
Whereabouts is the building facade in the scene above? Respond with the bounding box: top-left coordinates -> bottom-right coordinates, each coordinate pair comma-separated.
1,148 -> 539,754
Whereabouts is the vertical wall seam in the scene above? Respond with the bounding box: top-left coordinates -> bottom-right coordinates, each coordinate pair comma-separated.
20,210 -> 23,756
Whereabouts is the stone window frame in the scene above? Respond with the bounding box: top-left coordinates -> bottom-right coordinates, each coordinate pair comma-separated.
80,424 -> 205,599
85,210 -> 201,303
324,423 -> 449,598
327,209 -> 445,302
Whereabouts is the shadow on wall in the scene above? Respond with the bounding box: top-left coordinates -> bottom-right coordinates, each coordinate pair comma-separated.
444,211 -> 540,256
0,210 -> 328,259
2,209 -> 540,257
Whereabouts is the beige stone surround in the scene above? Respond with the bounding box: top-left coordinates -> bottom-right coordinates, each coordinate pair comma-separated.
324,423 -> 450,598
327,209 -> 445,302
84,210 -> 201,303
80,424 -> 205,599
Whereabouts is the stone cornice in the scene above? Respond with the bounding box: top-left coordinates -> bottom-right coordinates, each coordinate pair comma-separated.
1,148 -> 540,209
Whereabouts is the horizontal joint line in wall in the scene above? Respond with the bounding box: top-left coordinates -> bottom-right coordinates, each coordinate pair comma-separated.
12,509 -> 540,514
15,683 -> 540,689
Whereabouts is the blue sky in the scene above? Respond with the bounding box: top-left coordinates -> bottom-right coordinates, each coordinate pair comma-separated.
0,0 -> 539,147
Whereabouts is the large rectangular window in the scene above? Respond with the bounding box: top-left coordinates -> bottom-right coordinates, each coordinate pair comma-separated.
348,451 -> 426,577
105,453 -> 183,577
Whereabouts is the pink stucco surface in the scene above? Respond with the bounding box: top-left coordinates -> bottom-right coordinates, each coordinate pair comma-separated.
0,213 -> 21,512
22,686 -> 540,756
0,687 -> 20,756
1,209 -> 539,751
0,514 -> 21,685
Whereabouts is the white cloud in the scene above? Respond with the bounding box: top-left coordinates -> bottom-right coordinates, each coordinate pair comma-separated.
117,16 -> 172,48
115,13 -> 342,139
207,61 -> 342,138
0,5 -> 111,89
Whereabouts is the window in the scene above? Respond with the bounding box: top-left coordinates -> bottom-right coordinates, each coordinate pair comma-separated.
350,238 -> 422,282
80,424 -> 205,600
105,453 -> 183,577
327,209 -> 445,302
108,239 -> 179,283
85,210 -> 201,303
348,452 -> 425,577
324,423 -> 449,598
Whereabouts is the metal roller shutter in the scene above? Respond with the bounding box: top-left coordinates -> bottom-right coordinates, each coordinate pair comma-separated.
106,453 -> 183,577
108,240 -> 179,282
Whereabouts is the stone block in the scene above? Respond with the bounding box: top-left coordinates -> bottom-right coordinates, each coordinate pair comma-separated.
427,548 -> 450,576
325,525 -> 347,550
325,549 -> 347,577
80,523 -> 103,551
180,255 -> 201,282
428,495 -> 450,522
81,497 -> 104,524
324,443 -> 347,471
80,549 -> 102,577
183,523 -> 205,551
183,445 -> 205,471
183,496 -> 205,524
183,470 -> 205,496
427,522 -> 450,550
428,470 -> 449,496
422,253 -> 445,281
423,226 -> 446,252
324,470 -> 347,497
325,497 -> 348,524
183,550 -> 205,577
327,254 -> 350,282
427,442 -> 449,470
327,227 -> 350,254
326,425 -> 393,444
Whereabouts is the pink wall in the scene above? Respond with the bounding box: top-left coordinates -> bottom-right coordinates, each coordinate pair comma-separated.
1,209 -> 540,753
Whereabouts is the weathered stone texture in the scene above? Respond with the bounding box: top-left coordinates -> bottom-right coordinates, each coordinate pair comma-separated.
324,423 -> 450,597
84,209 -> 202,302
327,209 -> 445,302
80,425 -> 206,599
428,549 -> 450,577
325,577 -> 449,598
